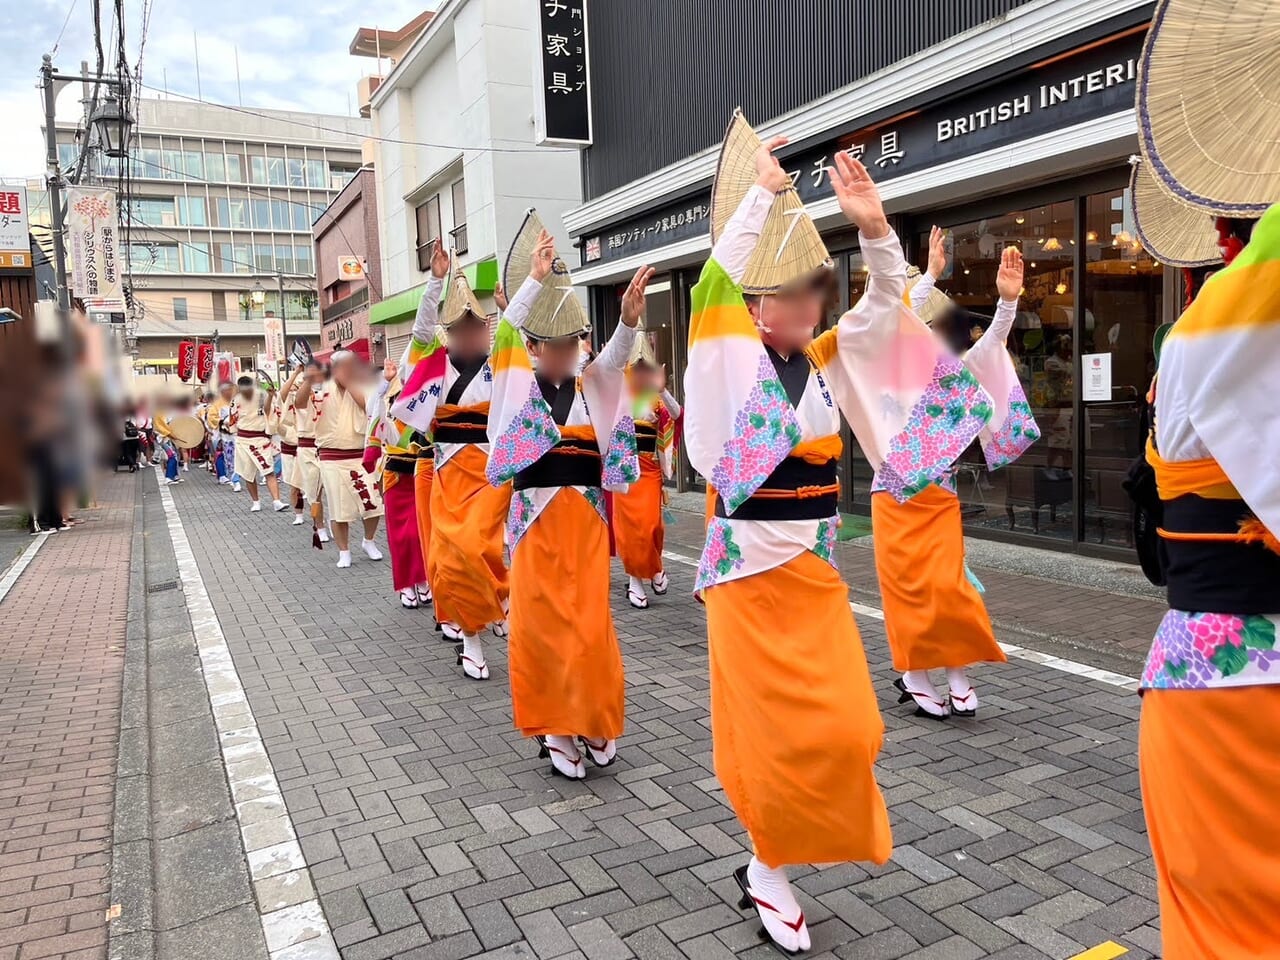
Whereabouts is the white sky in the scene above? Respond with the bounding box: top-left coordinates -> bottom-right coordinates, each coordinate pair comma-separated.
1,0 -> 436,178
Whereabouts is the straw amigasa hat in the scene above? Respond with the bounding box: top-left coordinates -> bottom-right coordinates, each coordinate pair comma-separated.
710,109 -> 832,295
1137,0 -> 1280,216
1130,157 -> 1222,267
628,321 -> 658,367
904,265 -> 957,327
504,208 -> 590,341
439,252 -> 488,329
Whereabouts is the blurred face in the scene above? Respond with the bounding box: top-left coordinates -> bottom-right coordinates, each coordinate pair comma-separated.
219,384 -> 234,401
238,382 -> 254,400
447,314 -> 489,364
305,361 -> 326,386
529,336 -> 581,384
631,361 -> 662,393
331,355 -> 357,389
749,285 -> 825,356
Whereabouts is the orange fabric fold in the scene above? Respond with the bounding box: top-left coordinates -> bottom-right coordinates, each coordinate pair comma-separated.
792,433 -> 843,464
613,454 -> 664,579
434,401 -> 491,423
871,486 -> 1004,671
414,457 -> 435,582
508,490 -> 624,740
428,445 -> 511,634
1140,687 -> 1280,960
1147,438 -> 1240,501
703,551 -> 893,868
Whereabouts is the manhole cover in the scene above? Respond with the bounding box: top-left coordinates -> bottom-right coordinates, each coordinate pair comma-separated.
147,580 -> 180,594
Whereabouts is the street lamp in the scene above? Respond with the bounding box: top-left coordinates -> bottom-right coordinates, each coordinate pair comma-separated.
89,94 -> 133,159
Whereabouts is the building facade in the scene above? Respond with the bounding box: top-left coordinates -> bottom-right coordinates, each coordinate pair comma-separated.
313,168 -> 382,361
56,98 -> 369,368
361,0 -> 583,352
564,0 -> 1167,559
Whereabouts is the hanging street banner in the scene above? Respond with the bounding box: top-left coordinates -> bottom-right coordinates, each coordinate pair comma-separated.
263,314 -> 286,366
0,186 -> 31,271
67,187 -> 124,309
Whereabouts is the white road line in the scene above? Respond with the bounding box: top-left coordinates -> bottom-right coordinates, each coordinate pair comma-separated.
157,478 -> 339,960
664,548 -> 1140,691
0,532 -> 51,605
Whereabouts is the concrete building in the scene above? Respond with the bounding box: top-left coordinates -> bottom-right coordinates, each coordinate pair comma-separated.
312,168 -> 382,361
357,2 -> 583,353
55,97 -> 369,367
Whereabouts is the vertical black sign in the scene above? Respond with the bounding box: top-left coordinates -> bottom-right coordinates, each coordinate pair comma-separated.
535,0 -> 591,146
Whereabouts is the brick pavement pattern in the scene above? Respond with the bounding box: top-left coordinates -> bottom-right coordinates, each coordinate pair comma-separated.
169,470 -> 1162,960
0,474 -> 133,960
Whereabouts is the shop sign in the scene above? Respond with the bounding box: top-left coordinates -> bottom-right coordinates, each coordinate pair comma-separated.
0,186 -> 31,271
534,0 -> 592,146
322,310 -> 368,350
585,29 -> 1145,266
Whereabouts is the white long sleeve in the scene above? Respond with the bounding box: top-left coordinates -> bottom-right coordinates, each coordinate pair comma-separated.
838,228 -> 910,341
710,184 -> 773,284
659,388 -> 681,419
501,276 -> 545,331
595,318 -> 638,372
909,270 -> 937,312
409,275 -> 445,346
966,297 -> 1019,369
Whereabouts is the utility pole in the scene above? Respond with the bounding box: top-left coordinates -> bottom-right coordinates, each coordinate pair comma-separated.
40,55 -> 71,328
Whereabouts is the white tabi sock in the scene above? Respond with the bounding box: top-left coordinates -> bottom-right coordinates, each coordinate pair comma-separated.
460,633 -> 488,679
745,856 -> 810,953
249,500 -> 261,512
902,670 -> 949,718
543,735 -> 585,779
946,666 -> 977,712
336,550 -> 351,568
361,538 -> 383,561
627,576 -> 648,607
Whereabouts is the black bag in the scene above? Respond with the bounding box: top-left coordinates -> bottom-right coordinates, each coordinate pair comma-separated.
123,419 -> 140,439
1122,391 -> 1166,586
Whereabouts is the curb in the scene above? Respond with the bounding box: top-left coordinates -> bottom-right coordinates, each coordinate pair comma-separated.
108,472 -> 157,960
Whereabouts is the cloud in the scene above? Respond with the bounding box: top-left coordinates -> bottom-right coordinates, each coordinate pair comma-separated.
0,0 -> 434,177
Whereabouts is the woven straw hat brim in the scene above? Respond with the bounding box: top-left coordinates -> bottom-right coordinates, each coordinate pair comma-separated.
711,109 -> 762,243
504,208 -> 545,295
1130,160 -> 1222,267
741,185 -> 832,294
628,325 -> 657,367
522,266 -> 591,341
1137,0 -> 1280,216
905,270 -> 957,328
439,255 -> 488,330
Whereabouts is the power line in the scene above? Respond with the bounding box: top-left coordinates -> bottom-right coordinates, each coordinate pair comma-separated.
134,80 -> 575,156
49,0 -> 79,56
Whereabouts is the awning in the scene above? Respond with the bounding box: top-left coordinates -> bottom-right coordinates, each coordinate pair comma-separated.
313,337 -> 370,363
369,256 -> 498,326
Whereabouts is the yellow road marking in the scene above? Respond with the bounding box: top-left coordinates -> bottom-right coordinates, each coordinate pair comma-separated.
1067,944 -> 1128,960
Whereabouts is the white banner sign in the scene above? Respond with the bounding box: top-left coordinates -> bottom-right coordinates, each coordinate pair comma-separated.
263,314 -> 286,364
1082,352 -> 1113,401
0,186 -> 31,269
67,188 -> 123,306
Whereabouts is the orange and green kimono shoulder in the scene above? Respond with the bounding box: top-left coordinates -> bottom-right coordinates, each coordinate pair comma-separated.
684,184 -> 992,593
484,276 -> 640,552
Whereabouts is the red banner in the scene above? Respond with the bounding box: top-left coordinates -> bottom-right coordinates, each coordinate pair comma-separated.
197,343 -> 214,382
177,340 -> 195,382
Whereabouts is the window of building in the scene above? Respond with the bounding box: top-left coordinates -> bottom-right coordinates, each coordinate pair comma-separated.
128,198 -> 176,227
287,158 -> 305,187
254,243 -> 274,272
305,159 -> 325,188
206,151 -> 226,182
250,155 -> 268,185
58,143 -> 79,171
135,148 -> 162,178
449,178 -> 468,255
414,195 -> 442,272
294,244 -> 313,275
275,244 -> 295,274
329,164 -> 359,191
251,199 -> 271,231
267,157 -> 286,186
161,149 -> 184,180
225,154 -> 243,183
218,242 -> 252,274
172,297 -> 188,323
176,196 -> 207,226
291,201 -> 312,232
127,242 -> 179,272
184,151 -> 205,179
271,199 -> 291,231
182,242 -> 212,273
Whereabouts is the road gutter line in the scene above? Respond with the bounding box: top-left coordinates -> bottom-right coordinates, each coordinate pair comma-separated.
157,479 -> 338,959
663,548 -> 1140,692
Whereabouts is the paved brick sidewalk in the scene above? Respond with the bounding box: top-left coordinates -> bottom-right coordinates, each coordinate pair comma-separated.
166,470 -> 1161,960
0,473 -> 134,960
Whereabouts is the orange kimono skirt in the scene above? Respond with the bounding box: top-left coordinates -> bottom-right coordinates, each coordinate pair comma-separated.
414,455 -> 434,582
1140,686 -> 1280,960
703,551 -> 893,868
428,445 -> 512,634
871,486 -> 1005,672
508,489 -> 624,740
612,454 -> 665,579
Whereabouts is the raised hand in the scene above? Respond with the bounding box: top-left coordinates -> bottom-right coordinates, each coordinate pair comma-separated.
828,151 -> 889,239
620,265 -> 656,328
996,246 -> 1024,302
656,363 -> 667,393
493,280 -> 508,313
530,229 -> 557,282
927,225 -> 948,278
754,135 -> 791,193
430,237 -> 449,279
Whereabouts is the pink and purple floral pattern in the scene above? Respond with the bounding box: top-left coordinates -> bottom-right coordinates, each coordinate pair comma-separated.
581,486 -> 608,525
1142,610 -> 1280,689
983,385 -> 1040,471
873,357 -> 991,501
813,518 -> 838,569
506,489 -> 538,553
695,518 -> 746,592
601,417 -> 640,489
711,355 -> 803,514
487,383 -> 560,487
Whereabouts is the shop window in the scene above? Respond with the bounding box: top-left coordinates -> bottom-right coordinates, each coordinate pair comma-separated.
415,195 -> 442,272
1081,187 -> 1162,548
914,200 -> 1077,543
